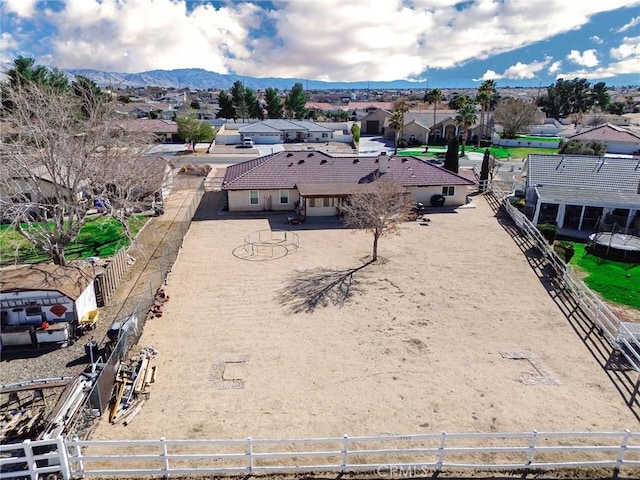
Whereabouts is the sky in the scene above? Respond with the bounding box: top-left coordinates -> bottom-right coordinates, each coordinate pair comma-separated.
1,0 -> 639,87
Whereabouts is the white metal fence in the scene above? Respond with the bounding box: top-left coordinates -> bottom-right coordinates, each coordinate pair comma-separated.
490,185 -> 640,373
1,431 -> 639,479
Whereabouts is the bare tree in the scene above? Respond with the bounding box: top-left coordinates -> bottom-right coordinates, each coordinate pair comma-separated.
494,98 -> 538,139
339,177 -> 412,262
1,82 -> 164,266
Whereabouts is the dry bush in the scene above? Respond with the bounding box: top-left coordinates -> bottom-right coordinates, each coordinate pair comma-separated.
179,163 -> 212,176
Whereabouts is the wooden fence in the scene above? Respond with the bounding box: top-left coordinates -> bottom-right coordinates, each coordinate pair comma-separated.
94,248 -> 129,307
490,185 -> 640,372
1,431 -> 639,479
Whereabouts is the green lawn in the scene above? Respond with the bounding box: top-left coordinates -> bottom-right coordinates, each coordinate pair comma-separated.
398,144 -> 559,159
0,215 -> 147,265
514,135 -> 562,143
568,242 -> 640,309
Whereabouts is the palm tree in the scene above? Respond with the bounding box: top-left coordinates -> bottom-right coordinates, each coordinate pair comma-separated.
455,99 -> 478,155
476,80 -> 497,147
392,99 -> 409,143
424,88 -> 444,143
389,110 -> 403,154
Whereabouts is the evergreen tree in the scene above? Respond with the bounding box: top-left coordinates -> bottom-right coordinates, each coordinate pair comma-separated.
444,137 -> 459,173
230,80 -> 247,121
217,91 -> 235,120
285,83 -> 307,119
244,88 -> 261,119
480,149 -> 490,192
265,87 -> 284,119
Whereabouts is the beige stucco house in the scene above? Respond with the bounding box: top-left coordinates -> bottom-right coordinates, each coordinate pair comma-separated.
222,151 -> 476,216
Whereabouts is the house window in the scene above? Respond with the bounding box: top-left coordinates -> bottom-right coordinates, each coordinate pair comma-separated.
280,190 -> 289,204
309,198 -> 316,207
250,191 -> 259,205
322,133 -> 329,138
442,186 -> 455,196
323,197 -> 334,207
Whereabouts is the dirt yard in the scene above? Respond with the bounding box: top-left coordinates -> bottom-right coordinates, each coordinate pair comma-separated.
90,194 -> 638,442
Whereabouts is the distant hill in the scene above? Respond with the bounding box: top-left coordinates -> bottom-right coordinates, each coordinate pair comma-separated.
64,67 -> 432,90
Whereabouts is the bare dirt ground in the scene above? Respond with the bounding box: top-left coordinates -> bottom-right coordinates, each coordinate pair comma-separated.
90,193 -> 639,444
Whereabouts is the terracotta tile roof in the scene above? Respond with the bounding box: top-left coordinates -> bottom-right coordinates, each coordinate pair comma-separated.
222,151 -> 476,191
567,123 -> 640,143
0,264 -> 93,300
348,102 -> 394,111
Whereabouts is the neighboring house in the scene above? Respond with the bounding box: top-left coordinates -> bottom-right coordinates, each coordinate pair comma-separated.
222,150 -> 476,215
360,108 -> 391,135
525,154 -> 640,234
0,264 -> 97,347
0,164 -> 79,221
115,119 -> 180,143
565,123 -> 640,155
216,119 -> 345,145
305,102 -> 346,116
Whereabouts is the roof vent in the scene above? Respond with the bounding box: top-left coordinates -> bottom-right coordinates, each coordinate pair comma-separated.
298,159 -> 305,165
308,152 -> 314,157
320,159 -> 327,164
353,159 -> 360,164
401,157 -> 408,162
380,152 -> 387,156
288,162 -> 293,167
286,152 -> 294,157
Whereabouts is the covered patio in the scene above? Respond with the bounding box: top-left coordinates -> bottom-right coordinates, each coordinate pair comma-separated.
528,186 -> 639,237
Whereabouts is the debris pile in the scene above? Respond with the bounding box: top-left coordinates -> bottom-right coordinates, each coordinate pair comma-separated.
1,408 -> 46,441
109,347 -> 158,426
148,288 -> 169,319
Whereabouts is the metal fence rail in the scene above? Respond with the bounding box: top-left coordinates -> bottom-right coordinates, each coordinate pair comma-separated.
490,185 -> 640,372
2,431 -> 639,479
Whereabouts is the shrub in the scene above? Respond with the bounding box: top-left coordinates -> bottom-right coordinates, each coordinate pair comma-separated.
553,241 -> 575,263
510,198 -> 525,210
180,163 -> 212,176
538,223 -> 557,244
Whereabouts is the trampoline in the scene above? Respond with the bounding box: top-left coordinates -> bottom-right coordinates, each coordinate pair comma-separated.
587,232 -> 640,263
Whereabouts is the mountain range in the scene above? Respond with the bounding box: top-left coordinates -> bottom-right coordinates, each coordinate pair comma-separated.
65,68 -> 432,91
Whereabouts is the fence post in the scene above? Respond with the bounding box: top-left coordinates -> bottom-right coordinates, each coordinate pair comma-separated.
246,436 -> 254,474
526,430 -> 538,468
160,437 -> 170,478
73,435 -> 84,476
21,439 -> 37,480
436,431 -> 446,472
615,430 -> 631,472
342,434 -> 349,472
55,436 -> 71,480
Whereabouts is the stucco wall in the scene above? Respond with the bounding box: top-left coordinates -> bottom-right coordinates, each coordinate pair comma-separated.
408,185 -> 469,206
228,189 -> 299,212
403,123 -> 428,144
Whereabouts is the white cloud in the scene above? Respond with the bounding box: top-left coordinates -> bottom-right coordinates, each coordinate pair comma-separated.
617,16 -> 640,33
558,36 -> 640,79
610,36 -> 640,60
567,49 -> 599,67
590,35 -> 603,44
11,0 -> 640,81
474,57 -> 551,81
2,0 -> 38,18
45,0 -> 260,75
548,60 -> 562,74
0,32 -> 19,64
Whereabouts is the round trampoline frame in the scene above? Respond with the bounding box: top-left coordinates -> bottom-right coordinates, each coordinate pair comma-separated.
232,229 -> 299,261
587,232 -> 640,263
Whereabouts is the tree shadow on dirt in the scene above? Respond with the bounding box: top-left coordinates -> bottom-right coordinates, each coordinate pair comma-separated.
278,261 -> 373,314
